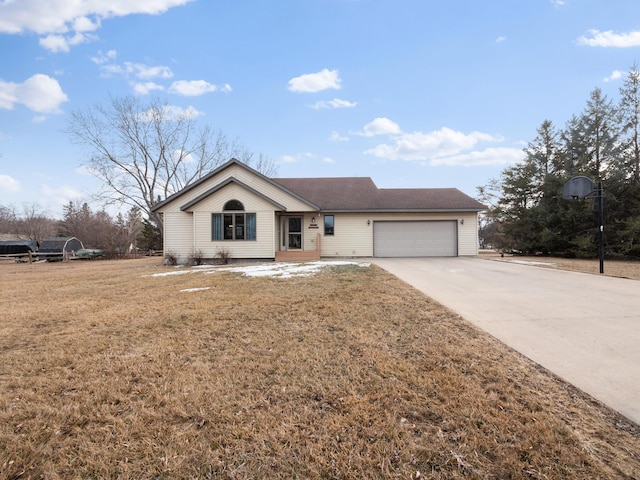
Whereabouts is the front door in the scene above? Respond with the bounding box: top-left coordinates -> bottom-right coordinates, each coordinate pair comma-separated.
282,216 -> 302,250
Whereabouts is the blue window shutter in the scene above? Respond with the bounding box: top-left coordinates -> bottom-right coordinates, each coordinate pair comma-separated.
246,213 -> 256,240
212,213 -> 222,240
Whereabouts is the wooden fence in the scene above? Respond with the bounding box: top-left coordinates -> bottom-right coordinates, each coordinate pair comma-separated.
0,251 -> 89,263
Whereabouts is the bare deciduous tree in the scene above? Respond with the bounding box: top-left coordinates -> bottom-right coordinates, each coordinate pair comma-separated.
67,96 -> 277,227
0,205 -> 17,236
16,204 -> 56,244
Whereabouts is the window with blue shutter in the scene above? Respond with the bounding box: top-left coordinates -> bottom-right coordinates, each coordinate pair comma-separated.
212,213 -> 222,240
211,202 -> 256,241
246,213 -> 256,240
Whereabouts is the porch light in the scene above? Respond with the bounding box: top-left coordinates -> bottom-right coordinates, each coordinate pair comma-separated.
311,217 -> 316,224
367,220 -> 370,225
460,219 -> 464,225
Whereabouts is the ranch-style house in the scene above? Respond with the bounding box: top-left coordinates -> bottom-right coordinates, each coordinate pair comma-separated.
151,159 -> 485,263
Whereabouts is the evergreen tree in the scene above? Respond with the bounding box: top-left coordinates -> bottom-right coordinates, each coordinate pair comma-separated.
58,202 -> 93,243
482,68 -> 640,258
137,218 -> 163,253
577,88 -> 622,181
619,64 -> 640,184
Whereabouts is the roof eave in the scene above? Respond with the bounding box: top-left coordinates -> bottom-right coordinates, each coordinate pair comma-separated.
151,158 -> 320,212
319,208 -> 485,213
180,176 -> 287,211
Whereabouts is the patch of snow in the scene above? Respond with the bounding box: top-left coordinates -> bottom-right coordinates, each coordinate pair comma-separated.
146,269 -> 209,278
214,260 -> 371,278
180,287 -> 211,293
146,260 -> 371,280
509,260 -> 556,267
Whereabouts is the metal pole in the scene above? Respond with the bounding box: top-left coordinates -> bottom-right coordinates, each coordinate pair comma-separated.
598,181 -> 604,274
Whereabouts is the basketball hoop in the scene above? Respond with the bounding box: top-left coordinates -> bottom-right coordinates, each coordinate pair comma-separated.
562,176 -> 604,274
562,176 -> 594,200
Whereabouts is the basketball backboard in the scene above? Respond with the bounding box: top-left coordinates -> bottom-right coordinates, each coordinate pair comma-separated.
562,176 -> 594,200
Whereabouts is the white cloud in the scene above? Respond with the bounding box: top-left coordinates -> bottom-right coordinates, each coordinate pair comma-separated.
604,70 -> 624,82
169,80 -> 232,96
353,117 -> 402,137
578,30 -> 640,48
329,131 -> 349,142
42,184 -> 85,209
496,36 -> 507,43
310,98 -> 357,109
91,49 -> 117,65
288,69 -> 341,93
364,125 -> 517,166
140,105 -> 203,122
101,62 -> 173,80
167,105 -> 203,119
95,56 -> 230,97
429,147 -> 524,167
173,149 -> 195,164
0,174 -> 21,193
0,0 -> 194,51
39,34 -> 71,53
133,64 -> 174,80
73,16 -> 101,33
0,74 -> 68,113
39,31 -> 97,53
133,82 -> 165,95
323,157 -> 336,164
279,153 -> 315,164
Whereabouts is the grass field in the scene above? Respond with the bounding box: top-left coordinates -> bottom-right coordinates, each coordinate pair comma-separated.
1,257 -> 639,479
483,252 -> 640,280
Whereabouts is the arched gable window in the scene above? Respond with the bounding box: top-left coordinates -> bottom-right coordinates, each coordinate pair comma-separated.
212,199 -> 256,241
224,199 -> 244,211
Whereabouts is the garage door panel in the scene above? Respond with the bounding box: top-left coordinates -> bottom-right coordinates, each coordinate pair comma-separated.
374,221 -> 457,257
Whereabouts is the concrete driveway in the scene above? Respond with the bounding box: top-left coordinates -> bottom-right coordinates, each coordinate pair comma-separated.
372,257 -> 640,425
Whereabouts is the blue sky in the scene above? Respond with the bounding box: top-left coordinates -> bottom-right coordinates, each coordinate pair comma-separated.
1,0 -> 639,218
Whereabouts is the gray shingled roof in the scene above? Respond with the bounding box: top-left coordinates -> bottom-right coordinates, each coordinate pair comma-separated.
151,159 -> 486,213
273,177 -> 485,212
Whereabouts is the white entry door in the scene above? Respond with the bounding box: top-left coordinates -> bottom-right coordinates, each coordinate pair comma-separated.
281,216 -> 303,250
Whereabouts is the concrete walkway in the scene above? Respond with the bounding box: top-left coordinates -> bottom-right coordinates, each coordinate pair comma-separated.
372,257 -> 640,425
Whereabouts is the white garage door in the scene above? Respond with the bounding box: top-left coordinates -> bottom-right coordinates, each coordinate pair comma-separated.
373,221 -> 457,257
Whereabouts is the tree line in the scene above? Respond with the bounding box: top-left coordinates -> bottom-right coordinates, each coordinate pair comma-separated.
0,202 -> 161,257
479,64 -> 640,259
66,96 -> 277,229
1,95 -> 277,259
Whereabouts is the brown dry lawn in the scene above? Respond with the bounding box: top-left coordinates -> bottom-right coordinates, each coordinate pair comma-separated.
0,257 -> 639,479
482,251 -> 640,280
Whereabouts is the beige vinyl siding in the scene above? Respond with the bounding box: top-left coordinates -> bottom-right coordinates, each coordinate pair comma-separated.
192,211 -> 274,258
158,164 -> 313,214
319,213 -> 372,257
320,212 -> 479,258
190,183 -> 279,259
302,214 -> 321,252
457,212 -> 479,256
189,182 -> 277,213
162,211 -> 194,259
275,214 -> 321,252
156,166 -> 317,261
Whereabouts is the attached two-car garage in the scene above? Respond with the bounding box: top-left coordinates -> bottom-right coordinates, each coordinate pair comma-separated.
373,220 -> 458,257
